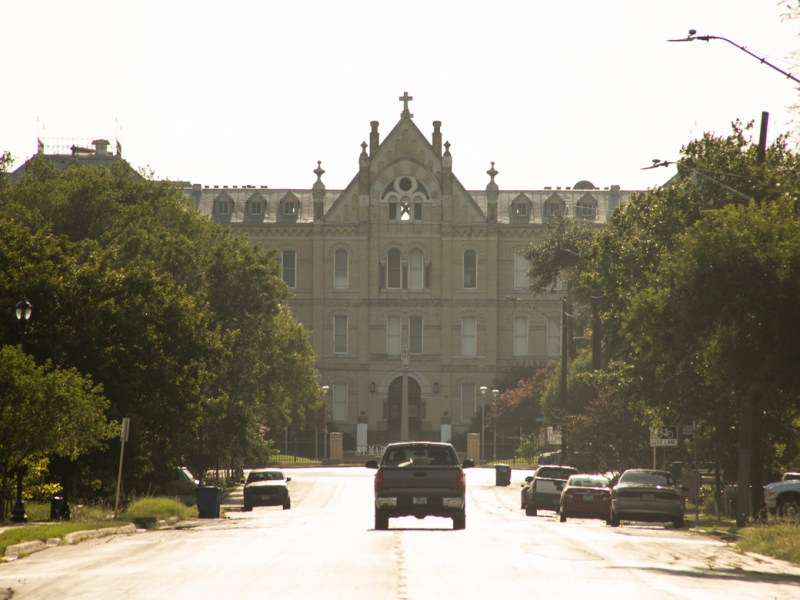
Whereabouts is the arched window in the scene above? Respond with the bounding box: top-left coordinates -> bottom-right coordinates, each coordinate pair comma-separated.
334,249 -> 348,289
383,176 -> 429,223
408,249 -> 424,290
576,194 -> 598,222
514,253 -> 530,290
463,250 -> 477,289
332,382 -> 348,423
513,316 -> 528,357
387,249 -> 401,289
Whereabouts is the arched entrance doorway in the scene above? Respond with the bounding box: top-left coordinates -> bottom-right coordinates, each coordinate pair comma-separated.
387,376 -> 422,441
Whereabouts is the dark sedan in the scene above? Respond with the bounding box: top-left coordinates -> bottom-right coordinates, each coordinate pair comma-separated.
609,469 -> 684,528
243,469 -> 291,511
559,474 -> 611,523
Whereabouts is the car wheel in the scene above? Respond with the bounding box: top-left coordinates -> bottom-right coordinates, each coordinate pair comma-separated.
453,512 -> 466,530
525,503 -> 536,516
560,512 -> 567,523
673,516 -> 684,528
778,497 -> 800,518
283,500 -> 291,510
609,510 -> 620,527
375,510 -> 389,530
242,504 -> 252,512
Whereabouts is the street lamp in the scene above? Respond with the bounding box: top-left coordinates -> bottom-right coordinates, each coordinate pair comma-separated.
479,386 -> 488,462
491,388 -> 499,461
668,30 -> 800,85
12,298 -> 33,523
321,385 -> 330,461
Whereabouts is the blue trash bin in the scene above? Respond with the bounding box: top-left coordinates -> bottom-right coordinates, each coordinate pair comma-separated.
196,486 -> 221,518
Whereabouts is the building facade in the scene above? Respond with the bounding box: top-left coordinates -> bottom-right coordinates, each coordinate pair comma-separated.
186,95 -> 637,450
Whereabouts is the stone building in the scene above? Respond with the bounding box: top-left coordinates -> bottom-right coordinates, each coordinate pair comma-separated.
186,94 -> 638,452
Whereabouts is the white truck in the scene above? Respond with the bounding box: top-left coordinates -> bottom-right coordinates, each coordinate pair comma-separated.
764,472 -> 800,518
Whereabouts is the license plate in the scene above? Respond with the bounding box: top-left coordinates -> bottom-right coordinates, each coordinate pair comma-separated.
641,493 -> 655,501
581,494 -> 594,501
413,497 -> 427,505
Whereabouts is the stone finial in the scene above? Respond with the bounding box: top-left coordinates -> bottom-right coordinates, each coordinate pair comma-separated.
486,162 -> 499,223
312,161 -> 326,213
487,161 -> 499,186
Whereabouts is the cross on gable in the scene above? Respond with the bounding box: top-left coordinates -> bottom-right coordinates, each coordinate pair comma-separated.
399,91 -> 413,118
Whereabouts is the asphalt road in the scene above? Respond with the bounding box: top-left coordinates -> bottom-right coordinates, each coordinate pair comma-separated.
1,467 -> 799,599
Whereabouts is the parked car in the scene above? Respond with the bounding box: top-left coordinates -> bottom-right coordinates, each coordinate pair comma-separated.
559,474 -> 611,523
521,475 -> 534,510
523,465 -> 579,516
242,469 -> 291,511
609,469 -> 685,528
163,466 -> 200,505
764,473 -> 800,517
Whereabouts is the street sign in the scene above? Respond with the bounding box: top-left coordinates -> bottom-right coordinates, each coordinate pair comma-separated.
650,426 -> 678,447
547,425 -> 562,446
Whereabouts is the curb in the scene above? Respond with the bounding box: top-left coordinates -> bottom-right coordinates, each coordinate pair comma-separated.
4,524 -> 138,561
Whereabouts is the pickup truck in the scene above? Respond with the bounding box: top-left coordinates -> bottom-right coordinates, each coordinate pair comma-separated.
522,464 -> 579,516
365,441 -> 474,530
764,472 -> 800,517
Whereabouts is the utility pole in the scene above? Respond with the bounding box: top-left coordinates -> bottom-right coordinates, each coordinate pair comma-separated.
735,111 -> 769,527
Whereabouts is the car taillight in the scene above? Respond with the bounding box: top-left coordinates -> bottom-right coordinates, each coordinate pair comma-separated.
375,471 -> 384,493
456,470 -> 465,494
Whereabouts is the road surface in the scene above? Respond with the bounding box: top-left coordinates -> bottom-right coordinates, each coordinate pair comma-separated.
1,467 -> 799,599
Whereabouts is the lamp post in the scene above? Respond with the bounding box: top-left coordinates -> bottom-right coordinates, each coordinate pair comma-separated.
12,298 -> 33,523
479,386 -> 488,463
321,385 -> 330,461
400,345 -> 409,441
491,388 -> 499,461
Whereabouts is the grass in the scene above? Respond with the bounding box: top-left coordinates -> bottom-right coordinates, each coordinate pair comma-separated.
0,497 -> 199,556
738,520 -> 800,564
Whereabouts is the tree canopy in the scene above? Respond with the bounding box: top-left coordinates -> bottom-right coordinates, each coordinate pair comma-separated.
0,155 -> 323,499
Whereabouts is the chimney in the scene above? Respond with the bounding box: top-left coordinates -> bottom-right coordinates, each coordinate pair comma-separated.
92,139 -> 110,155
370,121 -> 380,156
432,121 -> 442,157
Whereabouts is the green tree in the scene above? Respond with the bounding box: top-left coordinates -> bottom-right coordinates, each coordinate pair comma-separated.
1,158 -> 322,497
0,345 -> 115,519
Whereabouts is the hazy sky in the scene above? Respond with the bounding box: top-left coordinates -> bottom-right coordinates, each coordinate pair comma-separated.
3,1 -> 799,192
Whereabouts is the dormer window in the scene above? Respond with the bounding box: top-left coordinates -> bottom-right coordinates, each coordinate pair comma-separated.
543,194 -> 565,222
278,193 -> 300,223
510,194 -> 532,223
576,193 -> 597,222
216,200 -> 231,215
250,202 -> 262,215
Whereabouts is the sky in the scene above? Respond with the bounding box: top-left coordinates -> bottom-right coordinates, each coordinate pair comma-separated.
3,1 -> 799,192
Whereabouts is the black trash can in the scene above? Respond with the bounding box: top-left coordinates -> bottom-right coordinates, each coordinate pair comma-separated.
495,464 -> 512,486
196,486 -> 221,518
49,496 -> 70,520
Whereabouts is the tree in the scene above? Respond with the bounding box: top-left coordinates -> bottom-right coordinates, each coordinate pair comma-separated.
0,345 -> 115,518
586,121 -> 800,523
0,158 -> 322,497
